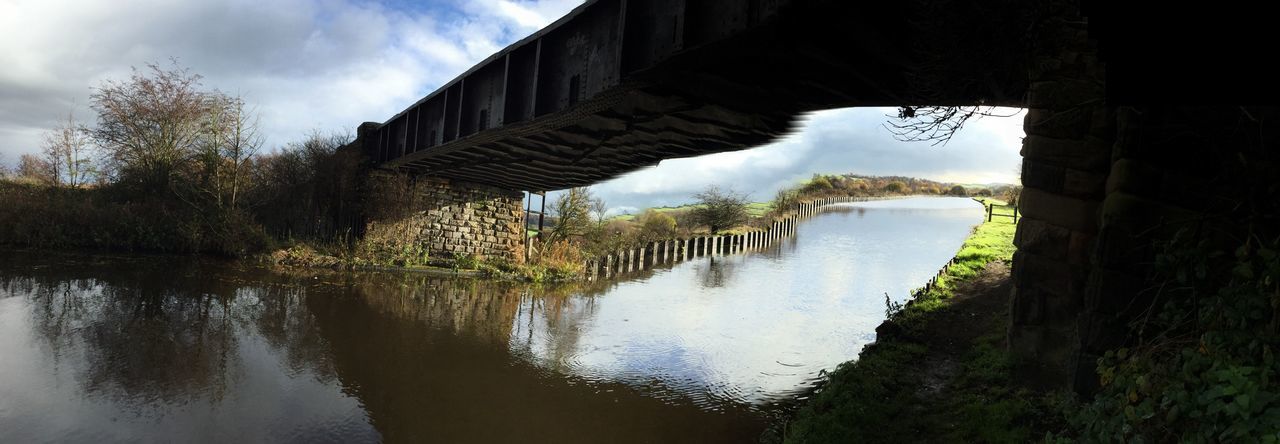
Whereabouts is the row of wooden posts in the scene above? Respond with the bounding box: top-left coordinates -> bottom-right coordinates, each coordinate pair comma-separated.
914,257 -> 958,298
913,200 -> 1012,298
581,196 -> 879,282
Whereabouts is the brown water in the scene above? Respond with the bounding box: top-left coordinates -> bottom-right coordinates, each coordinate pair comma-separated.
0,197 -> 983,443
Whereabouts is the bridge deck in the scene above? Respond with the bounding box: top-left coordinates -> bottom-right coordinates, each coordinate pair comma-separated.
361,0 -> 1028,191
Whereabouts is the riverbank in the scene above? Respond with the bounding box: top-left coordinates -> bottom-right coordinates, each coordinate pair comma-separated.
779,201 -> 1062,442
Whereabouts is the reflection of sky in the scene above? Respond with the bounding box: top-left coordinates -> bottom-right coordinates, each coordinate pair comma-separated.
512,197 -> 984,406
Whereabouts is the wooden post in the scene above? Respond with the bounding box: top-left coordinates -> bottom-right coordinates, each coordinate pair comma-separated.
987,203 -> 994,222
1013,206 -> 1019,223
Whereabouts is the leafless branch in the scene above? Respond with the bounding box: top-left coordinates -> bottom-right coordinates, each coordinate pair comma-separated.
883,106 -> 1019,146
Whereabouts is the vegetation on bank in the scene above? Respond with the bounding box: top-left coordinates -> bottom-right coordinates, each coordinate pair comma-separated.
781,199 -> 1059,443
894,198 -> 1017,316
0,62 -> 367,259
537,175 -> 1020,272
785,185 -> 1280,442
1050,203 -> 1280,440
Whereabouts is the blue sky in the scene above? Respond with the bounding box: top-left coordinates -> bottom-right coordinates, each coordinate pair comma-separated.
0,0 -> 1023,211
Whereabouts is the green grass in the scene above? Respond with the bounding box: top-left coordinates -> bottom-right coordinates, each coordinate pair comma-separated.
745,202 -> 771,217
901,212 -> 1016,314
782,212 -> 1040,443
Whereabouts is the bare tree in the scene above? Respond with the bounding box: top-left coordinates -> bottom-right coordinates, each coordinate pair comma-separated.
884,106 -> 1019,146
194,93 -> 260,208
691,186 -> 749,234
89,61 -> 209,191
41,111 -> 94,187
219,97 -> 262,208
17,154 -> 54,184
548,187 -> 596,244
590,194 -> 609,225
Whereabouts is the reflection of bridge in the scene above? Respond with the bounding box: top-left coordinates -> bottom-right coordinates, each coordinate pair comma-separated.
359,0 -> 1026,191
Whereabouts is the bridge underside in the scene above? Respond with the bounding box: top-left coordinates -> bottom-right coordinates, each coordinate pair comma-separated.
350,0 -> 1280,394
364,0 -> 1028,191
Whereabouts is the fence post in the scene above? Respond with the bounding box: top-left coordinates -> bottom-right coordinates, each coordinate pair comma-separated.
1013,206 -> 1019,223
987,203 -> 994,222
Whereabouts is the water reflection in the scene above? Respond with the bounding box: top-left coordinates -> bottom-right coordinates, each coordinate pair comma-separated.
0,258 -> 367,443
0,197 -> 982,442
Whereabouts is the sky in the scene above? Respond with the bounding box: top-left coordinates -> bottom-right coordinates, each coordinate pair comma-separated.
0,0 -> 1024,212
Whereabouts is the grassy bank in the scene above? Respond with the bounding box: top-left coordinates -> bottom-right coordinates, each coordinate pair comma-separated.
781,199 -> 1058,443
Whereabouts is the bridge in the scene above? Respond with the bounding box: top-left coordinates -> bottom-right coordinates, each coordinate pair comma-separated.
358,0 -> 1027,191
349,0 -> 1279,393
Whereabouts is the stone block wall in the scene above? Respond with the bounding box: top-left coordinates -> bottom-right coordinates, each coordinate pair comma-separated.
362,172 -> 525,263
1011,2 -> 1279,392
1008,7 -> 1113,387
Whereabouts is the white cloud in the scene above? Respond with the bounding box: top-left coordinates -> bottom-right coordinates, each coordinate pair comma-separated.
0,0 -> 583,162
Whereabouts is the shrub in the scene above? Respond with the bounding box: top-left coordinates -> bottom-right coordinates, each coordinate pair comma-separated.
802,174 -> 834,194
535,240 -> 585,281
771,187 -> 801,215
636,209 -> 677,243
1062,229 -> 1280,442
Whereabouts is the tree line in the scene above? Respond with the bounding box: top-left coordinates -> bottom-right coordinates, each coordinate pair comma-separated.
0,62 -> 363,255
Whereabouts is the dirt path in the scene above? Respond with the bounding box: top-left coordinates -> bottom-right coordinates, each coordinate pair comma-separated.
909,261 -> 1015,435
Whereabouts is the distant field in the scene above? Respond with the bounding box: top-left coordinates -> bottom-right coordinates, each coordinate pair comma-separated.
745,202 -> 771,217
612,202 -> 771,221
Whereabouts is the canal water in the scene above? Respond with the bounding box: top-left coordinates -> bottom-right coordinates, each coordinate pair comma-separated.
0,197 -> 983,443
